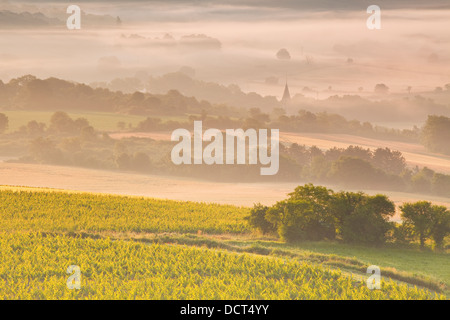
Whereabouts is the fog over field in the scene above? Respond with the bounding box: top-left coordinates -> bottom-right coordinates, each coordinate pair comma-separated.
2,163 -> 450,214
1,1 -> 450,100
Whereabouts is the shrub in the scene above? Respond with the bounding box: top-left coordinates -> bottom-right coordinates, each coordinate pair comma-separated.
266,200 -> 335,243
246,204 -> 275,235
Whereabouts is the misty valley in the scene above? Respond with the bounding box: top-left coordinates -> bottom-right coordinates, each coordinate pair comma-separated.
0,0 -> 449,303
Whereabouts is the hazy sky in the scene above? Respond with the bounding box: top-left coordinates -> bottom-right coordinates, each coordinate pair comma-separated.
1,1 -> 449,98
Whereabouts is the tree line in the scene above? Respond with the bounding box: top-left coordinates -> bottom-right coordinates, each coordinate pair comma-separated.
1,111 -> 450,197
0,75 -> 424,142
247,184 -> 450,250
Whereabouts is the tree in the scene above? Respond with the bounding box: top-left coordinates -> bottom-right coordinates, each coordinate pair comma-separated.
276,48 -> 291,60
0,113 -> 9,134
74,117 -> 90,131
410,168 -> 433,193
329,191 -> 366,228
431,173 -> 450,197
262,185 -> 337,243
115,153 -> 131,170
288,184 -> 333,207
329,156 -> 386,188
23,120 -> 46,135
372,148 -> 406,175
266,199 -> 334,242
341,205 -> 393,245
80,125 -> 96,141
249,108 -> 270,123
49,111 -> 76,134
246,204 -> 274,235
421,115 -> 450,155
136,117 -> 162,132
374,83 -> 389,94
400,201 -> 434,248
429,206 -> 450,250
29,137 -> 64,164
332,193 -> 395,245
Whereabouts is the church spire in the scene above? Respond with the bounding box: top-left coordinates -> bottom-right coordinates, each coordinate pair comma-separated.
281,81 -> 291,106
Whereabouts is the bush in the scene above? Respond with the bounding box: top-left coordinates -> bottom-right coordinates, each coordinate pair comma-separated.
246,204 -> 275,235
265,199 -> 335,243
341,205 -> 393,245
247,184 -> 447,249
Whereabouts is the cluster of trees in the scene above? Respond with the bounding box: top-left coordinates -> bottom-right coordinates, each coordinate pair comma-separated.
292,94 -> 450,123
271,110 -> 419,142
11,112 -> 172,172
286,144 -> 406,175
281,144 -> 450,197
0,75 -> 244,118
132,107 -> 419,143
247,184 -> 450,250
91,71 -> 280,110
407,166 -> 450,196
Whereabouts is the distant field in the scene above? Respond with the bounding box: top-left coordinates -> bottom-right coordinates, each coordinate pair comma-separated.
1,163 -> 450,210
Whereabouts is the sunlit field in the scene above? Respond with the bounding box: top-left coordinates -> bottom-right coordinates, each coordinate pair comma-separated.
0,189 -> 447,299
1,0 -> 450,303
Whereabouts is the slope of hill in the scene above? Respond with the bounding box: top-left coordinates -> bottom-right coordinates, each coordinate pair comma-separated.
2,163 -> 450,210
0,188 -> 447,299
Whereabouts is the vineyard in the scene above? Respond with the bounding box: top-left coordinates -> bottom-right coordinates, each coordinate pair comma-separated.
0,190 -> 249,234
0,189 -> 447,299
0,233 -> 444,299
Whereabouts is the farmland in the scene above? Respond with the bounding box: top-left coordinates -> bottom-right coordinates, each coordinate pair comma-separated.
1,232 -> 442,300
2,163 -> 450,209
0,189 -> 249,234
0,188 -> 448,299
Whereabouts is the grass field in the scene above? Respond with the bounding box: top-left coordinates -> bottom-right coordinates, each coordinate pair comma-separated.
0,188 -> 448,299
